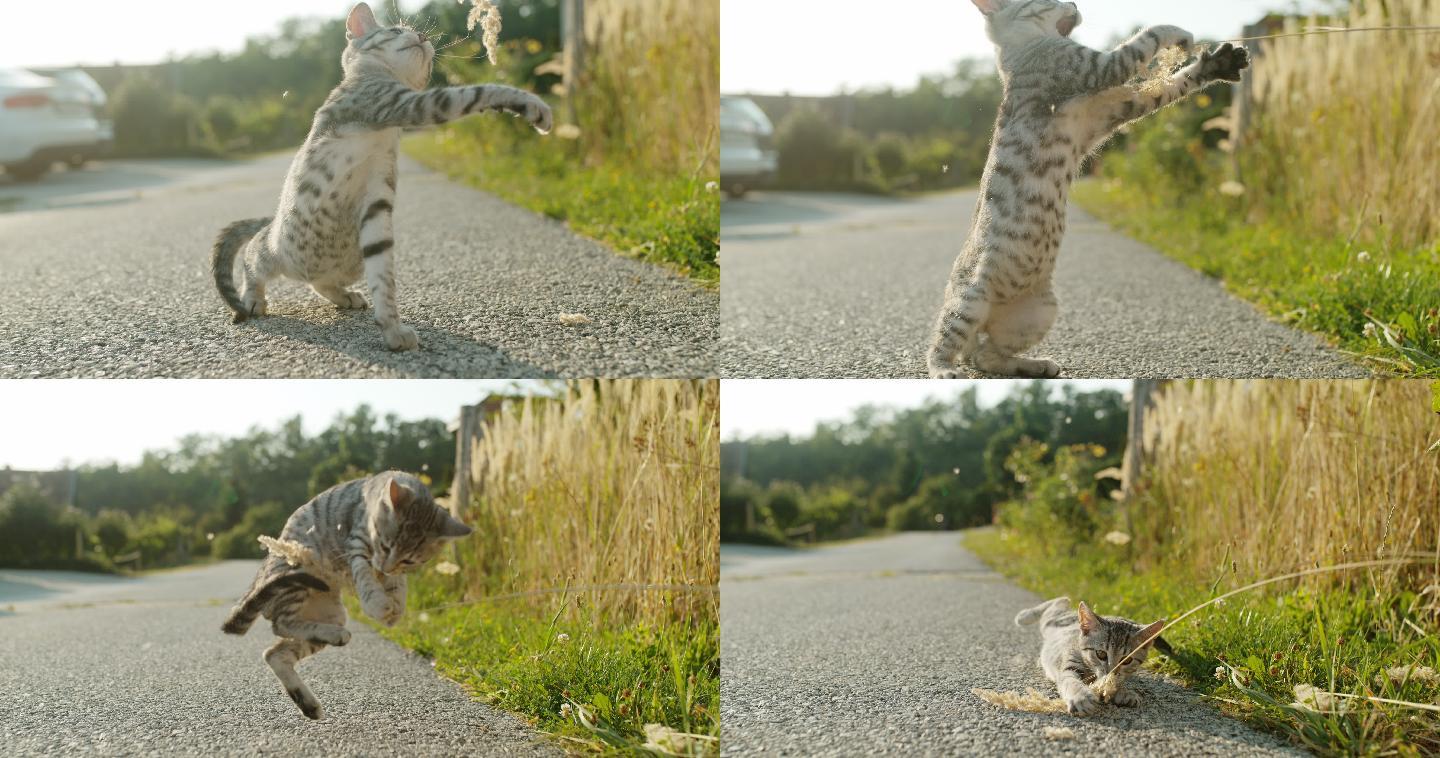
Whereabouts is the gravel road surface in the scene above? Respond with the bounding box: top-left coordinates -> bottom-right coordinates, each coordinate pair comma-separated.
720,191 -> 1369,379
0,561 -> 559,757
719,532 -> 1304,756
0,155 -> 715,378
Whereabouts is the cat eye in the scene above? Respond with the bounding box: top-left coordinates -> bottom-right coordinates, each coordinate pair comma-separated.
1094,650 -> 1108,661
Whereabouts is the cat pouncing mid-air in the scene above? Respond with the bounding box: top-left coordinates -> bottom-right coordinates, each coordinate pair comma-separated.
927,0 -> 1249,377
221,471 -> 471,719
1014,596 -> 1171,715
212,2 -> 553,351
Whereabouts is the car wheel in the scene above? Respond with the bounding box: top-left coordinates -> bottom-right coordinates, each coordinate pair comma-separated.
726,183 -> 748,199
5,161 -> 50,182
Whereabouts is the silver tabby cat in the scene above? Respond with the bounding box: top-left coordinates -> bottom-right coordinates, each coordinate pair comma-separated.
212,2 -> 553,351
927,0 -> 1249,377
1015,596 -> 1167,715
221,471 -> 471,719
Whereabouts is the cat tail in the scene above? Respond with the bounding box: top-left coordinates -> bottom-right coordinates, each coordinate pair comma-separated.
221,570 -> 330,636
211,217 -> 271,324
1014,596 -> 1070,626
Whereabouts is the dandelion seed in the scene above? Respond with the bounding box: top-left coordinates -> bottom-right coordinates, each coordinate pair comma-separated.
557,313 -> 592,326
554,123 -> 582,140
1219,181 -> 1247,197
282,90 -> 290,99
434,561 -> 461,576
1103,531 -> 1131,546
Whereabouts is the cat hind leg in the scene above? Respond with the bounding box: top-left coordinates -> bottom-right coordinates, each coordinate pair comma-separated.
264,638 -> 327,719
973,294 -> 1060,378
927,290 -> 990,379
238,252 -> 277,322
311,283 -> 369,310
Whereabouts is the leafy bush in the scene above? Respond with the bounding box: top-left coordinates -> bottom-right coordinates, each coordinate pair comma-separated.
995,441 -> 1118,554
886,474 -> 987,531
211,502 -> 290,560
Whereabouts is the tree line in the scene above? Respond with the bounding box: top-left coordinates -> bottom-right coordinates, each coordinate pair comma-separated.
720,382 -> 1128,542
0,406 -> 454,572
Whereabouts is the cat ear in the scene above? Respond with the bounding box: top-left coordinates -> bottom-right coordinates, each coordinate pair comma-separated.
1137,619 -> 1166,647
1077,601 -> 1099,634
347,3 -> 381,40
385,476 -> 414,509
971,0 -> 1006,15
437,511 -> 473,539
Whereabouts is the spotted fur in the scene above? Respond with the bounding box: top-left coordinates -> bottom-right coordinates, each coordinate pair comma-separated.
927,0 -> 1249,377
221,471 -> 472,719
1014,596 -> 1167,715
211,2 -> 553,351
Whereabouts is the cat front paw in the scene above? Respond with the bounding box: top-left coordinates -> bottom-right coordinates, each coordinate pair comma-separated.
381,323 -> 420,351
1064,689 -> 1103,716
526,97 -> 553,134
1200,43 -> 1250,82
1110,688 -> 1140,707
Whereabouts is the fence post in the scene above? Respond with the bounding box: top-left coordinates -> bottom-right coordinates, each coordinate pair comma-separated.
451,404 -> 475,519
1121,379 -> 1160,500
561,0 -> 585,126
1228,22 -> 1267,183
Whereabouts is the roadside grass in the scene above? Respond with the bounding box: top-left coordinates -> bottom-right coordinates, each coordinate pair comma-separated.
366,380 -> 719,753
966,529 -> 1440,756
365,575 -> 719,755
1074,180 -> 1440,376
404,129 -> 718,283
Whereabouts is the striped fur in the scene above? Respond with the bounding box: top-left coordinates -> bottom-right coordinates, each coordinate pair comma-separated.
927,0 -> 1249,377
1014,596 -> 1165,715
210,2 -> 552,351
221,470 -> 472,719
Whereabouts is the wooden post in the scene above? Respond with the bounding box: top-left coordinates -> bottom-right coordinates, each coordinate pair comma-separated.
1121,379 -> 1160,500
450,404 -> 476,519
1228,22 -> 1267,183
561,0 -> 585,126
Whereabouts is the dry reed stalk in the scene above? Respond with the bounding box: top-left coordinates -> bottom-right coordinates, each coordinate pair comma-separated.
1138,380 -> 1440,593
457,380 -> 718,627
1246,1 -> 1440,248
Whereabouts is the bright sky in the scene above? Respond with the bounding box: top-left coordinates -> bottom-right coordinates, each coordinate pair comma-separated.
722,0 -> 1323,95
0,0 -> 420,68
720,379 -> 1130,440
0,380 -> 549,470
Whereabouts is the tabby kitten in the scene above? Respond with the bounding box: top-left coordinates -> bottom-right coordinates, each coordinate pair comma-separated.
927,0 -> 1249,377
212,2 -> 553,351
221,471 -> 471,719
1014,596 -> 1168,715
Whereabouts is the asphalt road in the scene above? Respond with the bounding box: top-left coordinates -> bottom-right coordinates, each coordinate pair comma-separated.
0,155 -> 715,378
719,533 -> 1304,757
0,561 -> 559,757
719,191 -> 1370,378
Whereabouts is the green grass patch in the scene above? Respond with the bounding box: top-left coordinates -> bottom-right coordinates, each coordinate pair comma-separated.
1074,179 -> 1440,376
404,125 -> 718,284
359,574 -> 719,755
966,528 -> 1440,755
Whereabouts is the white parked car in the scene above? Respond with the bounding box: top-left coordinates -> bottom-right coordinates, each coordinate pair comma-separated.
720,96 -> 777,199
0,68 -> 113,181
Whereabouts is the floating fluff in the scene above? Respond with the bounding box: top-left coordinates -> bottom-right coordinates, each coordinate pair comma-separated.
462,0 -> 503,65
971,687 -> 1070,714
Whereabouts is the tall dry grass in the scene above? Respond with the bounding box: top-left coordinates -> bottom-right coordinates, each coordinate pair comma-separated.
1137,380 -> 1440,591
582,0 -> 719,174
1246,0 -> 1440,248
455,380 -> 718,627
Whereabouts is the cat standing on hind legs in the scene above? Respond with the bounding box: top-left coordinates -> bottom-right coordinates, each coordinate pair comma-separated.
221,471 -> 472,719
211,2 -> 553,351
926,0 -> 1249,378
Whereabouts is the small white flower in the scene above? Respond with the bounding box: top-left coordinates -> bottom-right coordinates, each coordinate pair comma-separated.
1103,531 -> 1131,546
1356,251 -> 1371,263
554,123 -> 582,140
1219,181 -> 1247,197
704,181 -> 719,193
418,612 -> 431,623
1363,323 -> 1378,339
556,633 -> 570,643
559,703 -> 573,718
434,561 -> 461,576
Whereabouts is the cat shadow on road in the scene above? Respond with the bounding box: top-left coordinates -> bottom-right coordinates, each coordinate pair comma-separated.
246,310 -> 557,378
